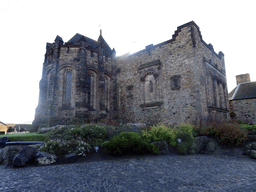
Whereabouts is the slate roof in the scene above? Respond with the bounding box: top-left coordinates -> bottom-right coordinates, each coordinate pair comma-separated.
65,33 -> 113,57
66,33 -> 99,49
231,82 -> 256,100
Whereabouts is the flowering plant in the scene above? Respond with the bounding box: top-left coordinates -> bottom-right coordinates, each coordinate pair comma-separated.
39,138 -> 91,157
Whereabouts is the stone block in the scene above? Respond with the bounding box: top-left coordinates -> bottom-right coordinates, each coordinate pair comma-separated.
2,145 -> 27,166
250,150 -> 256,159
151,140 -> 169,155
12,147 -> 38,167
36,151 -> 57,165
251,143 -> 256,150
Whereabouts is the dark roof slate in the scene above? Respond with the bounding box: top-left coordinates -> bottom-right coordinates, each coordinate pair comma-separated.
231,82 -> 256,100
66,33 -> 99,50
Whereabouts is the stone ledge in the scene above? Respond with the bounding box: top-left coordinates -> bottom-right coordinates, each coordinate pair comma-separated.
207,106 -> 229,113
138,59 -> 161,70
140,102 -> 163,108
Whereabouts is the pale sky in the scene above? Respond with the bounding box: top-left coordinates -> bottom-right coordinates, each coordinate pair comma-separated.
0,0 -> 255,124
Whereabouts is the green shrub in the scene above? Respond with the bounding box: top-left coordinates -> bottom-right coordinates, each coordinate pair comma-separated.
103,132 -> 159,156
45,126 -> 72,139
194,123 -> 246,145
39,139 -> 91,156
141,124 -> 177,146
176,131 -> 194,155
239,124 -> 256,131
62,124 -> 107,147
178,123 -> 194,140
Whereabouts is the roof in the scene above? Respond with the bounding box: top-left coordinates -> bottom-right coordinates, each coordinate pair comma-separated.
0,121 -> 6,126
65,33 -> 113,57
231,81 -> 256,100
228,87 -> 237,100
66,33 -> 100,50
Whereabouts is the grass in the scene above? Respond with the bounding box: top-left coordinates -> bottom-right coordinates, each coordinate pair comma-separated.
0,133 -> 48,142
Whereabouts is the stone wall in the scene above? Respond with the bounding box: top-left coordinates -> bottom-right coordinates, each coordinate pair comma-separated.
231,99 -> 256,123
116,22 -> 228,125
34,34 -> 117,127
33,21 -> 228,128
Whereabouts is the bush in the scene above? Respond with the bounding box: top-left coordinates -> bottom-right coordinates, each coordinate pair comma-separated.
103,132 -> 159,156
194,123 -> 246,145
178,123 -> 194,141
141,124 -> 177,146
176,131 -> 194,155
239,124 -> 256,131
63,124 -> 107,147
39,139 -> 91,156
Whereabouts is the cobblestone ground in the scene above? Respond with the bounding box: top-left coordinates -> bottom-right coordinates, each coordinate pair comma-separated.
0,154 -> 256,192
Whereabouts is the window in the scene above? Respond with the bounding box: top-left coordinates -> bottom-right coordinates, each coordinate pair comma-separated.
105,75 -> 111,110
64,71 -> 72,106
170,75 -> 181,90
145,74 -> 156,103
87,70 -> 97,109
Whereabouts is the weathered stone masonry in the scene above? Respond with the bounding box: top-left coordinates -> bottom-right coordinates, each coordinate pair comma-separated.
33,21 -> 229,127
116,21 -> 228,125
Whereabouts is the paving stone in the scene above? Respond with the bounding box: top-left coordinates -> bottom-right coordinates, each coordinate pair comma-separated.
1,153 -> 255,191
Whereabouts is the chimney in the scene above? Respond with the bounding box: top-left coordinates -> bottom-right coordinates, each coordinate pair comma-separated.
236,73 -> 251,85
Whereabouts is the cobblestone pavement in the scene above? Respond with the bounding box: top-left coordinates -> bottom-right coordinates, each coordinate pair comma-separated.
0,154 -> 256,192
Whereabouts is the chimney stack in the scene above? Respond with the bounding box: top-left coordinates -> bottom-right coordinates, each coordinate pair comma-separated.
236,73 -> 251,85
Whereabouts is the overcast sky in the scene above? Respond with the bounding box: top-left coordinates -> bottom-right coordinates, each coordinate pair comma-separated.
0,0 -> 255,124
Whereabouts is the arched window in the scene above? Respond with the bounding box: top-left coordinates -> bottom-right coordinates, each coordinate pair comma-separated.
46,69 -> 53,100
64,71 -> 72,106
105,75 -> 111,110
145,74 -> 156,103
87,70 -> 97,109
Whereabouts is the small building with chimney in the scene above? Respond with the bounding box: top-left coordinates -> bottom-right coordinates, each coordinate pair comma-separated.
229,73 -> 256,123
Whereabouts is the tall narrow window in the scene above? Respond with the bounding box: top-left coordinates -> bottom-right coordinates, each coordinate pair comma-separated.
87,73 -> 91,106
105,75 -> 111,110
149,80 -> 153,93
87,71 -> 97,109
64,71 -> 72,106
145,74 -> 155,103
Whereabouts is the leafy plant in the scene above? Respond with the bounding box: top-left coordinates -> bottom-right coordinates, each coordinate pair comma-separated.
141,124 -> 177,146
103,132 -> 159,156
176,131 -> 194,155
194,123 -> 246,145
39,139 -> 91,156
239,124 -> 256,131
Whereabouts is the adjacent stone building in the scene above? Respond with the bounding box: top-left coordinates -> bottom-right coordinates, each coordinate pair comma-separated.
0,121 -> 8,135
229,74 -> 256,123
33,21 -> 229,128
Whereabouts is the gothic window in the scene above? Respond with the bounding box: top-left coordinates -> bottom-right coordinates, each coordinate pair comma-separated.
145,74 -> 156,103
87,70 -> 97,109
149,80 -> 153,93
105,75 -> 111,110
87,73 -> 91,106
64,71 -> 72,106
46,69 -> 53,100
170,75 -> 181,90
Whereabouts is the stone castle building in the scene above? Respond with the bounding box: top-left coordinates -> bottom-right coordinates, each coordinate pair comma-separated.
33,21 -> 229,128
229,74 -> 256,123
